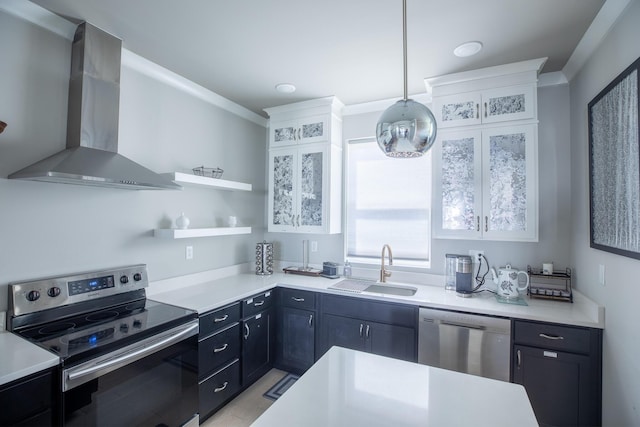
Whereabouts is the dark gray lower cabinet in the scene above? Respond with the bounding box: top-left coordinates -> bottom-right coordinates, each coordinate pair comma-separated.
275,288 -> 317,374
512,320 -> 602,427
198,302 -> 242,422
241,303 -> 274,387
0,368 -> 56,426
319,294 -> 417,362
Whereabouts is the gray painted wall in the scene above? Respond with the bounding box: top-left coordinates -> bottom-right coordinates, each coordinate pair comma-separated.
0,13 -> 267,311
569,1 -> 640,425
268,85 -> 574,278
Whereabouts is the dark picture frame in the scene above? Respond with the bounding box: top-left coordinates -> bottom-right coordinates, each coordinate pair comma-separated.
588,56 -> 640,259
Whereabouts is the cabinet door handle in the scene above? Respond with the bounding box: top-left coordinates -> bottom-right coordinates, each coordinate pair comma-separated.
476,103 -> 479,119
297,214 -> 300,227
477,216 -> 480,232
365,324 -> 370,338
214,382 -> 228,393
484,102 -> 488,118
539,333 -> 564,340
213,343 -> 228,353
244,323 -> 250,340
254,300 -> 265,307
359,323 -> 364,337
517,349 -> 521,368
292,297 -> 305,302
485,216 -> 488,232
308,314 -> 313,327
214,314 -> 228,323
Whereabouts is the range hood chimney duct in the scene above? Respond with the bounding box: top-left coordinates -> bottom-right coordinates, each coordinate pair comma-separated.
9,22 -> 181,190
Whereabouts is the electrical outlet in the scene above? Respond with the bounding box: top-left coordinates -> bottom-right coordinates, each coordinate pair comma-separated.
469,250 -> 484,263
311,241 -> 318,252
185,245 -> 194,260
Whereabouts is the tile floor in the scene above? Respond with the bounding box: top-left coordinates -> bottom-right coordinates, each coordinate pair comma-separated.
201,369 -> 287,427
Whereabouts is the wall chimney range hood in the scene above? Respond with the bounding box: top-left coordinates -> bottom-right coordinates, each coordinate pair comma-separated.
9,22 -> 181,190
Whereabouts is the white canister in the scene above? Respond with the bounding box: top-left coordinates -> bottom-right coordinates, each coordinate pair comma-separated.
228,216 -> 237,227
542,263 -> 554,275
175,212 -> 190,229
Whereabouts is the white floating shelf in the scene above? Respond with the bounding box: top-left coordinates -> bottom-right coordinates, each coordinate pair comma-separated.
154,227 -> 252,239
163,172 -> 252,191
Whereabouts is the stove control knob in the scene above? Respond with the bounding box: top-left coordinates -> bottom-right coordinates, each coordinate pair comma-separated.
26,290 -> 40,302
133,319 -> 142,328
120,275 -> 129,284
47,287 -> 61,298
133,273 -> 142,282
120,323 -> 129,333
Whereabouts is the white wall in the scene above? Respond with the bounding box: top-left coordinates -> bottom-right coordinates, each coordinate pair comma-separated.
569,1 -> 640,425
271,85 -> 573,276
0,12 -> 267,311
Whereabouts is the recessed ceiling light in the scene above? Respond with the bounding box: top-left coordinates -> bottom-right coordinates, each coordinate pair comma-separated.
275,83 -> 296,93
453,41 -> 483,58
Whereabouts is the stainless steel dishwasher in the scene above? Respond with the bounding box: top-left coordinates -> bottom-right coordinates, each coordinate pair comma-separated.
418,307 -> 511,381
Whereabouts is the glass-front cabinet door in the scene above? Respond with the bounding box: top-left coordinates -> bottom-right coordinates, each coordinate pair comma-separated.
433,93 -> 482,128
482,124 -> 537,240
481,85 -> 535,124
268,148 -> 297,231
268,146 -> 328,233
433,130 -> 483,239
433,125 -> 537,241
269,115 -> 330,147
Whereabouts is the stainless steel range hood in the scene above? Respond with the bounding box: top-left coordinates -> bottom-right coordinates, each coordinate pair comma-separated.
9,22 -> 181,190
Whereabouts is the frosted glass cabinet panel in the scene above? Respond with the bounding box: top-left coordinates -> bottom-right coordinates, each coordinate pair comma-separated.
270,114 -> 330,147
433,130 -> 483,239
434,85 -> 535,129
268,144 -> 341,234
433,125 -> 537,241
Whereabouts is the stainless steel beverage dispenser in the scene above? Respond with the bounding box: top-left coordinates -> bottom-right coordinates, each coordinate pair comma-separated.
445,254 -> 474,296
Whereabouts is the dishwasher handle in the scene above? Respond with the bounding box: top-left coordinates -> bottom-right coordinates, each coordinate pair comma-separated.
438,319 -> 487,331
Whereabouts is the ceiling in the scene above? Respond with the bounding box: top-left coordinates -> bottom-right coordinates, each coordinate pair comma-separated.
28,0 -> 605,117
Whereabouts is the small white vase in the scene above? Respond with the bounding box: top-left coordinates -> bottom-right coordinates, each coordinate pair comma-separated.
175,212 -> 190,229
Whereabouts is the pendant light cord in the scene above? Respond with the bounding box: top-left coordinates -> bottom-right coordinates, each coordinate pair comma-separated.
402,0 -> 408,101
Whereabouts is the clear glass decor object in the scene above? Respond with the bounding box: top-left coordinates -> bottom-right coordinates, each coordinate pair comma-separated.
376,99 -> 437,158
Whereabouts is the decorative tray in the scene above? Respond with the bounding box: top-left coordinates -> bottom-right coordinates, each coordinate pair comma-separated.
283,266 -> 322,276
192,166 -> 224,179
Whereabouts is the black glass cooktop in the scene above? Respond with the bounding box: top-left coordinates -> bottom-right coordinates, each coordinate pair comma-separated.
16,299 -> 196,362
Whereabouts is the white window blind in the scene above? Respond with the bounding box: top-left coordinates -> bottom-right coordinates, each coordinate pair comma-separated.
345,138 -> 431,267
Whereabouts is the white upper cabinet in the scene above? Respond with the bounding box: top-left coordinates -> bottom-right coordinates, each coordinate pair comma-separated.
270,114 -> 330,147
433,85 -> 535,128
427,59 -> 545,242
264,97 -> 344,234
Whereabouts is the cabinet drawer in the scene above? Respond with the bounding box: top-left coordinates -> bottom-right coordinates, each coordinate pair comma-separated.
322,294 -> 416,328
242,289 -> 274,318
200,303 -> 240,338
199,323 -> 241,376
199,359 -> 241,420
0,369 -> 54,427
280,288 -> 316,310
514,320 -> 591,354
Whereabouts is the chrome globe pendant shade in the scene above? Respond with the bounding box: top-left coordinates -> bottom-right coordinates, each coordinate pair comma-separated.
376,0 -> 437,158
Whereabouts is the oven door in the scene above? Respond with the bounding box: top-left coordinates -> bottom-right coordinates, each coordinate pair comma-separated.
62,320 -> 199,427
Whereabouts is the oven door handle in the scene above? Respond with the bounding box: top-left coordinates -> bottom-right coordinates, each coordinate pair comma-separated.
66,322 -> 198,387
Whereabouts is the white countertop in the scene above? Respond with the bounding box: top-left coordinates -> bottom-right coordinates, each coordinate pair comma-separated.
0,331 -> 59,386
150,272 -> 604,329
251,346 -> 538,427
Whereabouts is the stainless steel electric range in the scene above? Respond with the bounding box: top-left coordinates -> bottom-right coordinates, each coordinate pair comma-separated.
8,264 -> 199,427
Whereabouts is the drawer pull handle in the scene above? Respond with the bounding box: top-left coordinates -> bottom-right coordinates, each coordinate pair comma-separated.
214,315 -> 229,323
214,382 -> 228,393
214,343 -> 228,353
244,323 -> 250,340
365,324 -> 370,338
308,314 -> 313,327
539,333 -> 564,340
517,349 -> 521,367
292,297 -> 305,302
359,323 -> 363,337
254,301 -> 265,307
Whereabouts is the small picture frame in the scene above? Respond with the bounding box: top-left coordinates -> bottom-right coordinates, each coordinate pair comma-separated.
588,56 -> 640,259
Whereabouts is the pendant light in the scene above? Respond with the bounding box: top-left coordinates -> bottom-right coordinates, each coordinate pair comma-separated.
376,0 -> 437,158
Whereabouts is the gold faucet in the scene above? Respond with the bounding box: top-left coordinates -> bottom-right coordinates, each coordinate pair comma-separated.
380,244 -> 393,283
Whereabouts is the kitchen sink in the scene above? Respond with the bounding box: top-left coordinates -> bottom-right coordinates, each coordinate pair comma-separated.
329,279 -> 417,296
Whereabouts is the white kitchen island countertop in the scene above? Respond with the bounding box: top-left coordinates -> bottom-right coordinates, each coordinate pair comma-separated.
149,272 -> 604,329
0,331 -> 59,386
251,346 -> 538,427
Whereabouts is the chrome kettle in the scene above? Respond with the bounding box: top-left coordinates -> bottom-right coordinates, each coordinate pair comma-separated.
490,264 -> 529,298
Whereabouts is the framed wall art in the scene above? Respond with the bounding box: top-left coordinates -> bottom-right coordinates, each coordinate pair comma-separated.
588,56 -> 640,259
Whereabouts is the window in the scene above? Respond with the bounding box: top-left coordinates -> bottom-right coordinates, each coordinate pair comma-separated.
345,137 -> 431,268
